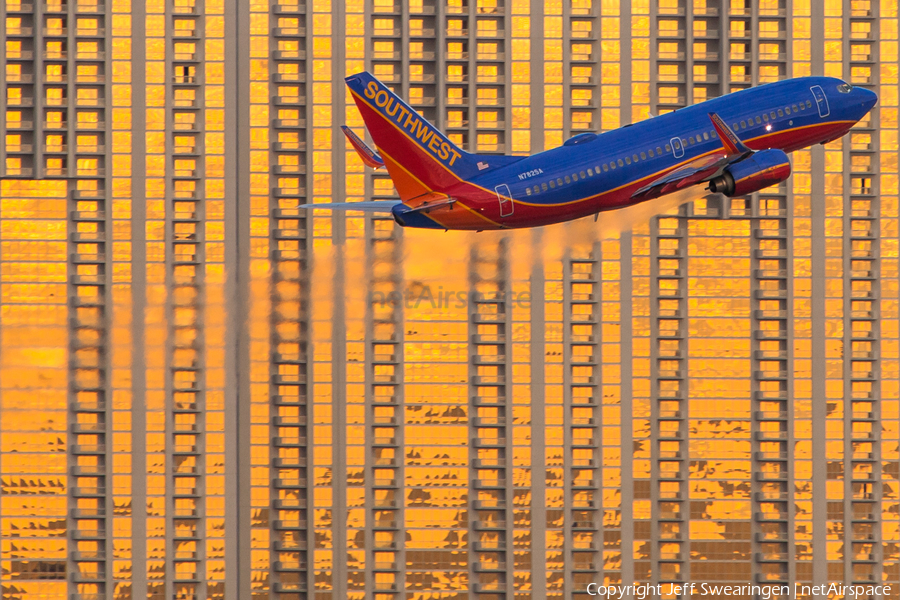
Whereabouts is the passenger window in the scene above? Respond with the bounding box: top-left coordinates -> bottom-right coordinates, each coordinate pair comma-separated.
785,107 -> 791,115
740,120 -> 746,128
557,178 -> 563,185
633,154 -> 638,162
755,116 -> 761,124
763,113 -> 769,122
640,152 -> 647,160
648,149 -> 654,158
534,185 -> 539,194
542,183 -> 548,191
732,123 -> 739,130
657,146 -> 663,155
625,157 -> 632,165
777,109 -> 783,117
806,100 -> 812,108
617,159 -> 623,167
792,104 -> 799,112
703,132 -> 709,141
526,188 -> 532,196
587,168 -> 593,176
565,175 -> 571,184
603,164 -> 609,172
580,171 -> 586,178
549,180 -> 556,188
665,144 -> 671,152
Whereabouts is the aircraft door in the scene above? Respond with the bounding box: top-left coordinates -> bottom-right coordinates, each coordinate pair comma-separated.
495,184 -> 514,217
670,137 -> 685,158
811,85 -> 830,118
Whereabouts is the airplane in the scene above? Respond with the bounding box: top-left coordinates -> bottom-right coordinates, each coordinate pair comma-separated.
302,72 -> 877,231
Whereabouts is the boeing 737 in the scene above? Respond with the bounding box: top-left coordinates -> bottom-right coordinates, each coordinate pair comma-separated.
303,72 -> 877,231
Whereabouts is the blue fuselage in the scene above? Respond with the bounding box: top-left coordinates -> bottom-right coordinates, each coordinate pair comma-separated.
398,76 -> 876,229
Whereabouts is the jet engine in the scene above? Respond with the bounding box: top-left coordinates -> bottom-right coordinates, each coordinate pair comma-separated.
708,149 -> 792,197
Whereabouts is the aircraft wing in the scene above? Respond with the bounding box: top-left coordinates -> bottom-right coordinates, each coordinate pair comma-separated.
300,200 -> 400,213
631,112 -> 752,202
631,153 -> 731,202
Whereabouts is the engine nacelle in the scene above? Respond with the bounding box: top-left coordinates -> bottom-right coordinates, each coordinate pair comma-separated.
708,149 -> 792,197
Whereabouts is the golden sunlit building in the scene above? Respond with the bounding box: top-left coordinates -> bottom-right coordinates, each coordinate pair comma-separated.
0,0 -> 898,598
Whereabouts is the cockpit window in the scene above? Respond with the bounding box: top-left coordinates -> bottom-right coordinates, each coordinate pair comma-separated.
838,83 -> 853,93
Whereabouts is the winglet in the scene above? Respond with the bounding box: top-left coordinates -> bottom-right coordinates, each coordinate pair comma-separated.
708,112 -> 751,155
341,125 -> 385,169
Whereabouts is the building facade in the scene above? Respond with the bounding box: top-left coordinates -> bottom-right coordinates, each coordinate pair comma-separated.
0,0 -> 898,598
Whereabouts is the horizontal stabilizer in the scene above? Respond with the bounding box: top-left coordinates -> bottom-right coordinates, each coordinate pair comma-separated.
341,125 -> 385,169
299,200 -> 400,213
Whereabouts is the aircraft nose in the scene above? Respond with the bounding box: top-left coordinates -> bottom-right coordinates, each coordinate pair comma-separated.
859,87 -> 878,114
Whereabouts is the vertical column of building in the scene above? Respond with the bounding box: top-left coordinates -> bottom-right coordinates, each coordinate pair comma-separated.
246,0 -> 273,597
561,0 -> 595,134
108,0 -> 135,596
268,0 -> 312,594
752,186 -> 791,587
541,0 -> 561,146
650,214 -> 687,587
205,0 -> 228,594
340,1 -> 366,597
170,0 -> 208,593
2,0 -> 38,176
0,181 -> 69,600
510,236 -> 535,599
441,0 -> 465,147
543,253 -> 565,599
628,0 -> 653,585
846,0 -> 881,585
41,0 -> 68,178
654,0 -> 686,111
790,144 -> 814,585
306,0 -> 336,588
877,0 -> 900,590
366,214 -> 404,598
66,0 -> 111,592
819,0 -> 848,585
564,248 -> 601,598
468,239 -> 513,597
827,137 -> 851,586
693,0 -> 724,102
471,0 -> 506,154
755,0 -> 788,85
143,0 -> 167,595
630,225 -> 652,585
597,238 -> 622,587
508,0 -> 529,153
745,3 -> 789,582
725,0 -> 752,92
787,0 -> 813,588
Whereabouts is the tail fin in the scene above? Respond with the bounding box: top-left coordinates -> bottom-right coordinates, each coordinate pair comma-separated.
345,71 -> 518,200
